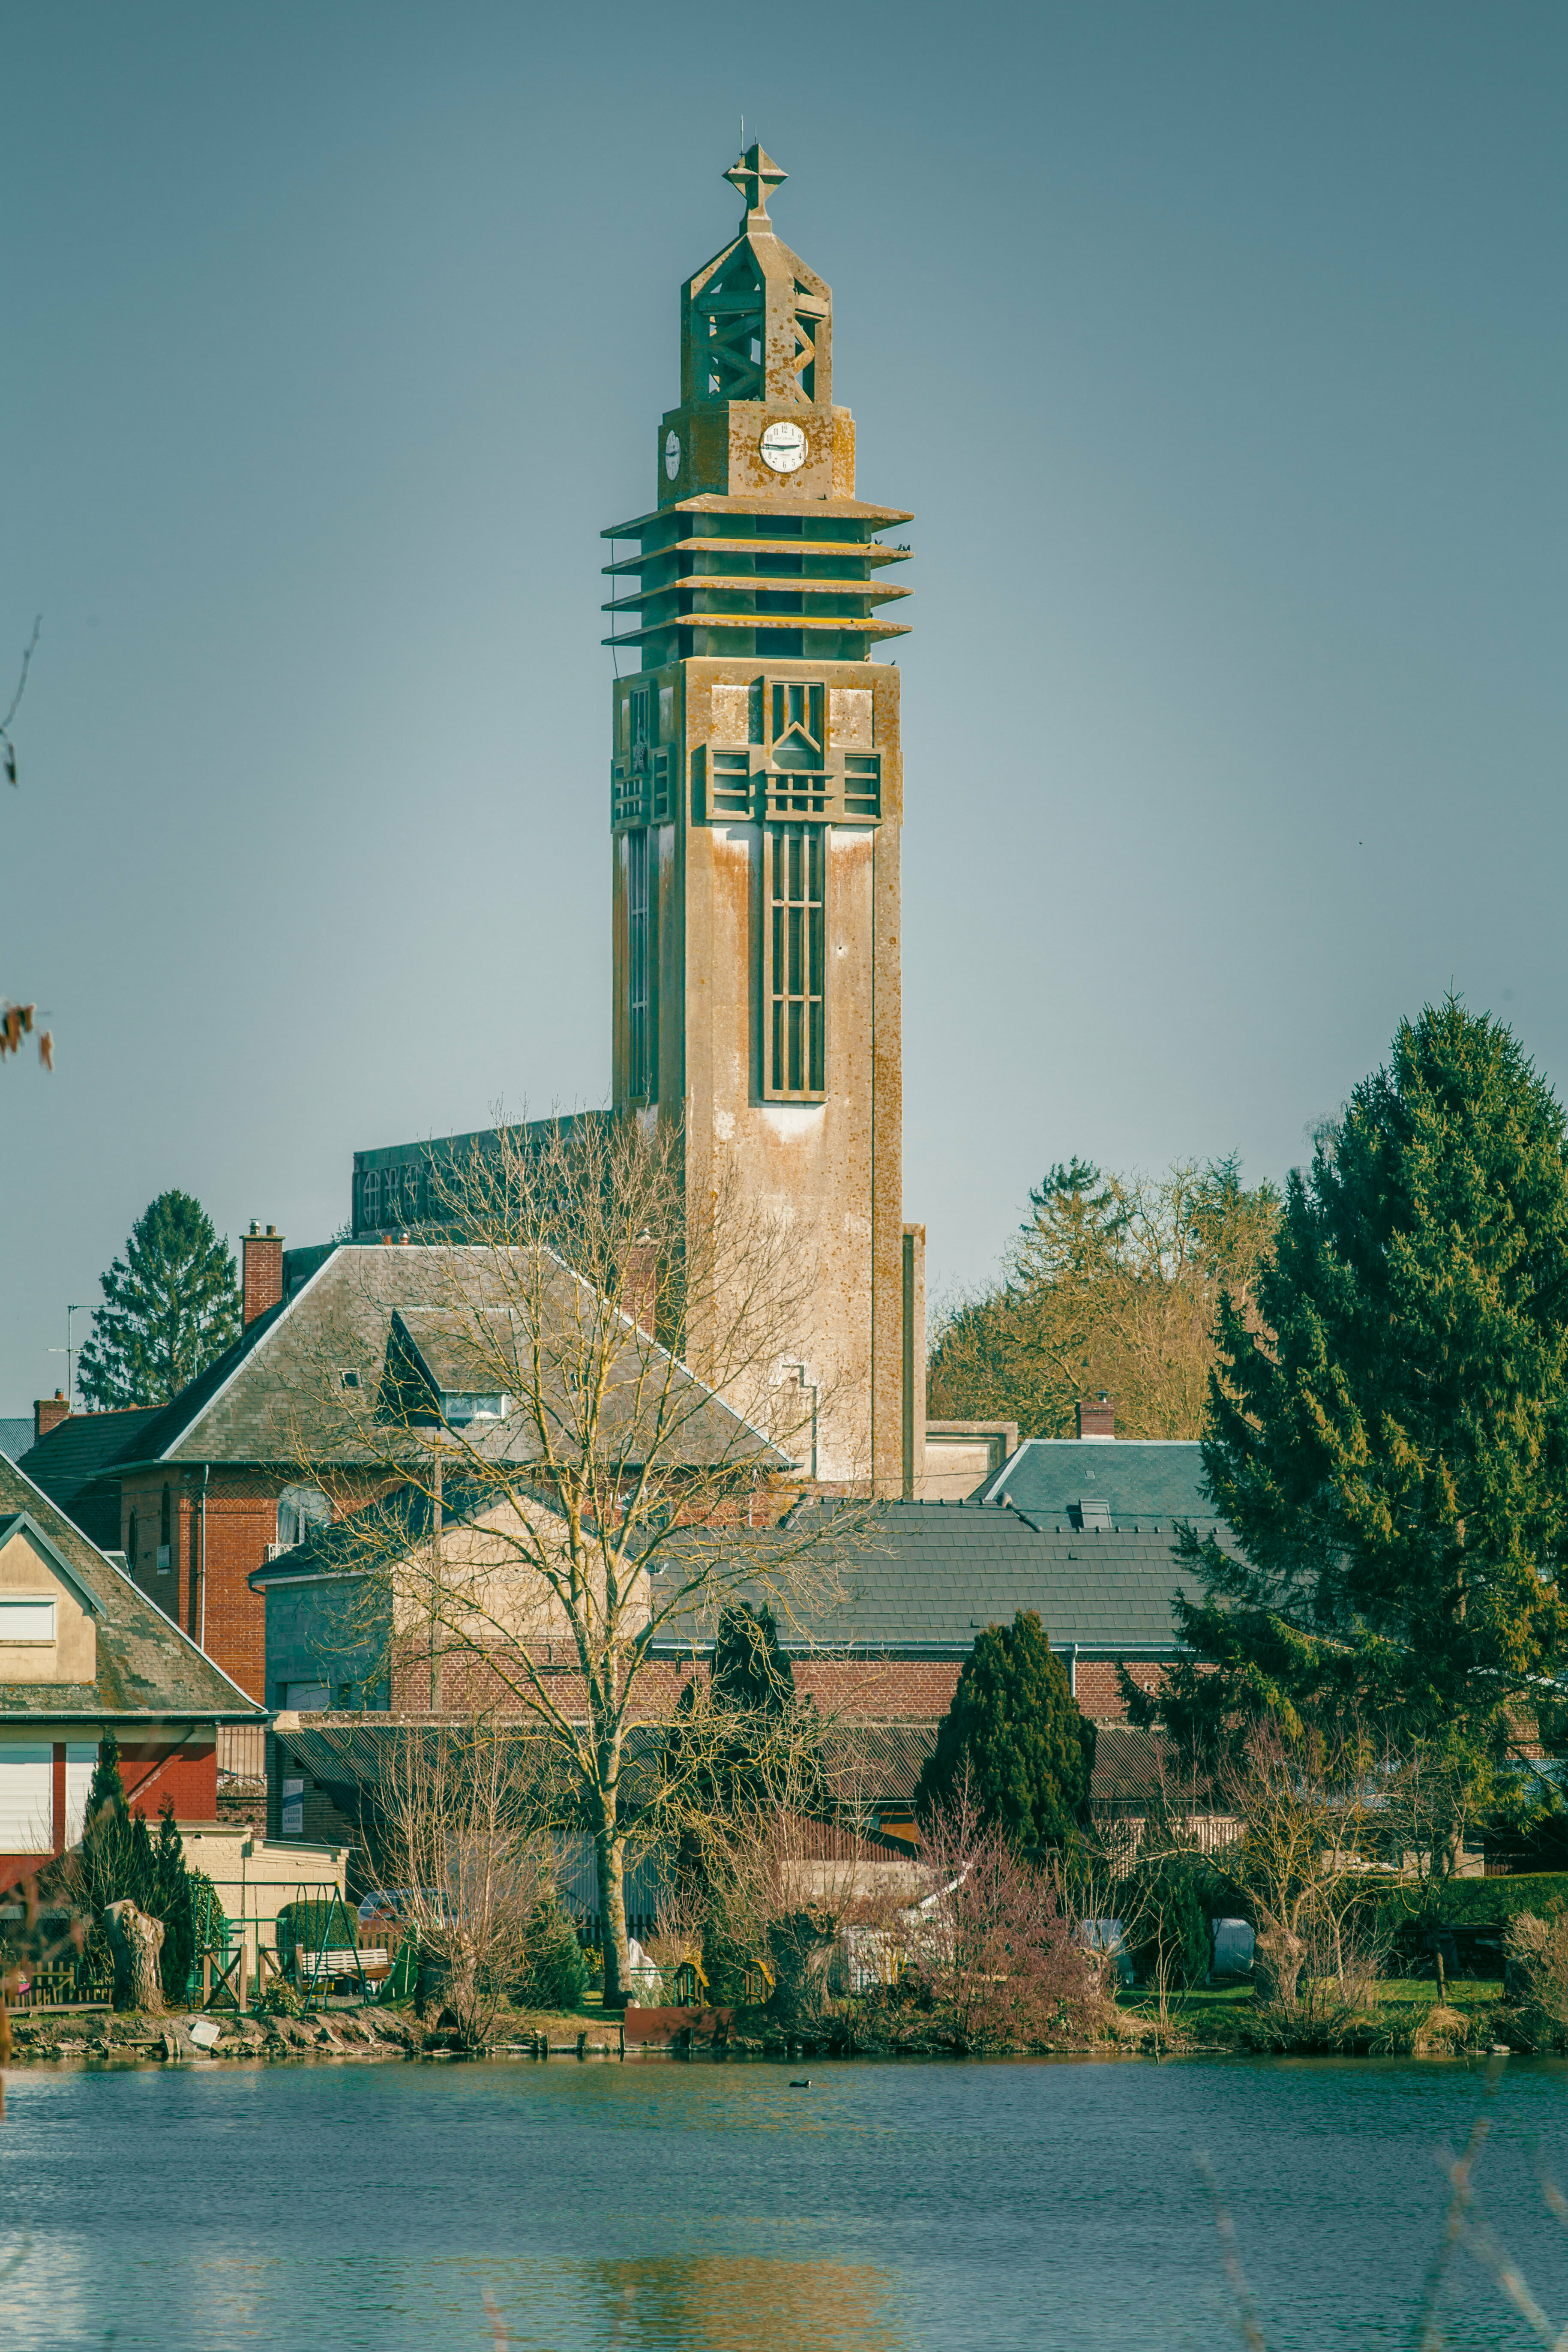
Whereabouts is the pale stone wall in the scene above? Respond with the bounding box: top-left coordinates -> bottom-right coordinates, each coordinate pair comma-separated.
0,1524 -> 96,1684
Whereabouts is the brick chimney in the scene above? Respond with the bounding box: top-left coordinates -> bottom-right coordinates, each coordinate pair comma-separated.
243,1221 -> 285,1326
34,1390 -> 70,1443
1076,1392 -> 1115,1441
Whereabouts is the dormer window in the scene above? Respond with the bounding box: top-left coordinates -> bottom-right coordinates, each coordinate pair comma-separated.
439,1392 -> 510,1425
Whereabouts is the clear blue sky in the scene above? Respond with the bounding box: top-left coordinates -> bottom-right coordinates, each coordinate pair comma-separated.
2,2 -> 1564,1409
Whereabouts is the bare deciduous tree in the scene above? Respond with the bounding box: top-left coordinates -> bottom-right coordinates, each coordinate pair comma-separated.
1,617 -> 53,1072
929,1155 -> 1279,1439
908,1777 -> 1098,2050
375,1720 -> 555,2047
1179,1727 -> 1381,2012
290,1112 -> 864,2003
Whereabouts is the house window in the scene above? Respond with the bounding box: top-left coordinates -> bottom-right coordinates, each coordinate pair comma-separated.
0,1598 -> 56,1642
127,1509 -> 139,1569
276,1485 -> 332,1550
64,1742 -> 98,1845
158,1482 -> 172,1571
765,824 -> 825,1100
438,1392 -> 510,1424
627,825 -> 653,1101
0,1746 -> 53,1852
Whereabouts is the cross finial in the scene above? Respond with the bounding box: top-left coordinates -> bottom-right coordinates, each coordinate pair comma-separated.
724,142 -> 786,224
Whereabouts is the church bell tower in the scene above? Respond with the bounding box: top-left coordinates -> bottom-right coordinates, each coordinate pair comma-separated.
602,148 -> 915,1488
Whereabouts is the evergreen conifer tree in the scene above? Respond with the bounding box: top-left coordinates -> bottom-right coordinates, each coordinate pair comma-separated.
1143,1000 -> 1568,1798
917,1611 -> 1095,1855
77,1191 -> 242,1409
711,1600 -> 795,1713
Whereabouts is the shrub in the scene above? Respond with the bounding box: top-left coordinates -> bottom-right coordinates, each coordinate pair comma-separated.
912,1782 -> 1099,2050
1503,1911 -> 1568,2052
518,1906 -> 587,2013
1379,1872 -> 1568,1932
1130,1859 -> 1212,1992
276,1898 -> 358,1959
917,1611 -> 1095,1858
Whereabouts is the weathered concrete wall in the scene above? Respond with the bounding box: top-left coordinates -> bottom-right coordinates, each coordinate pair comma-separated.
612,653 -> 905,1488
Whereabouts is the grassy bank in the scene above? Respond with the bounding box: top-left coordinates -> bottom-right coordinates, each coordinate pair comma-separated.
1115,1977 -> 1514,2055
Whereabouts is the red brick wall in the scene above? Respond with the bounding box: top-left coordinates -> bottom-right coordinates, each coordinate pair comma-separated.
1074,1658 -> 1164,1724
122,1467 -> 281,1701
120,1741 -> 218,1822
381,1648 -> 1171,1727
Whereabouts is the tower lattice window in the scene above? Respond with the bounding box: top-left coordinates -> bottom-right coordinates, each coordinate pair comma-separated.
627,827 -> 653,1101
765,824 -> 825,1101
694,254 -> 764,401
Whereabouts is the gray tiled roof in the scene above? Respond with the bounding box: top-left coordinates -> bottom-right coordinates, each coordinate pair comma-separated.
17,1407 -> 164,1548
974,1437 -> 1213,1524
112,1243 -> 787,1473
0,1418 -> 35,1465
650,1500 -> 1210,1656
0,1453 -> 266,1722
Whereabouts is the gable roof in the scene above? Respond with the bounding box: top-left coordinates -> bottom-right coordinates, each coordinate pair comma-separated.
0,1418 -> 34,1465
0,1513 -> 108,1617
0,1453 -> 266,1723
974,1437 -> 1214,1526
112,1243 -> 788,1474
17,1406 -> 163,1535
649,1499 -> 1212,1659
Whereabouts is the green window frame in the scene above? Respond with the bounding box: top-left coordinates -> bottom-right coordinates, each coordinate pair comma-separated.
764,823 -> 825,1101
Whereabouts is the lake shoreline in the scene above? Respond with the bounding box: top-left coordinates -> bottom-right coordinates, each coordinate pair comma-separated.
0,1992 -> 1529,2067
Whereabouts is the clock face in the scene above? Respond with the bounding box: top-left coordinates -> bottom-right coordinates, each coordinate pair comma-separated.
664,431 -> 681,481
759,421 -> 808,474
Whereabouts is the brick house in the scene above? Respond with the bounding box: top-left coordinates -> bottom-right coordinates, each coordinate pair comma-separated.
254,1429 -> 1220,1863
0,1449 -> 267,1889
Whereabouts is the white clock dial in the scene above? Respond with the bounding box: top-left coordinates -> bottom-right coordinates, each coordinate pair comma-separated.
759,420 -> 808,474
664,430 -> 681,481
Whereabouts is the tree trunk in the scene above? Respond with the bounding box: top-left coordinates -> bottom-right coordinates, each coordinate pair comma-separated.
442,1932 -> 481,2046
105,1901 -> 165,2013
1253,1925 -> 1302,2011
597,1821 -> 631,2006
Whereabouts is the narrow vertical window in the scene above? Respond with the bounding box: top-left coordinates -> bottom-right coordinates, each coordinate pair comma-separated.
627,825 -> 651,1101
765,824 -> 825,1100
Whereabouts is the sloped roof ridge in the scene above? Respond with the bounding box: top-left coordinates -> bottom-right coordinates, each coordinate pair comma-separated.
149,1243 -> 352,1461
0,1449 -> 266,1716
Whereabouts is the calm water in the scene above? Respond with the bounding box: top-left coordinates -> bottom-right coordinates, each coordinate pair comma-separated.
3,2054 -> 1567,2349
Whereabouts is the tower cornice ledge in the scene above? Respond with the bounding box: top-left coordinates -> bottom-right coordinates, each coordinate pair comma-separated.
603,496 -> 914,540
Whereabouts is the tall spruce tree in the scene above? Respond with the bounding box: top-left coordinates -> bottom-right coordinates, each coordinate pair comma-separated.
711,1600 -> 796,1713
917,1610 -> 1095,1855
77,1191 -> 242,1408
1145,1000 -> 1568,1794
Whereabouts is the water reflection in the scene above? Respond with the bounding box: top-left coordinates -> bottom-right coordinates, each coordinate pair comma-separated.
583,2255 -> 903,2352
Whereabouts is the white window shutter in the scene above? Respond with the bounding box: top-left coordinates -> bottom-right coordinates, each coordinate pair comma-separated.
0,1746 -> 54,1853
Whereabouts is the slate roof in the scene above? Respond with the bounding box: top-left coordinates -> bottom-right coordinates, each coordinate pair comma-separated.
109,1244 -> 787,1474
974,1437 -> 1214,1526
17,1407 -> 162,1548
649,1500 -> 1209,1656
0,1453 -> 267,1722
0,1418 -> 34,1465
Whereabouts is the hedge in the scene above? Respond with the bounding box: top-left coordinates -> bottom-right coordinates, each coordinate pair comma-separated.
276,1897 -> 359,1955
1376,1873 -> 1568,1932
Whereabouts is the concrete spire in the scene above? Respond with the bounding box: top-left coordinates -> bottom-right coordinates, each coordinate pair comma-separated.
724,142 -> 787,227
